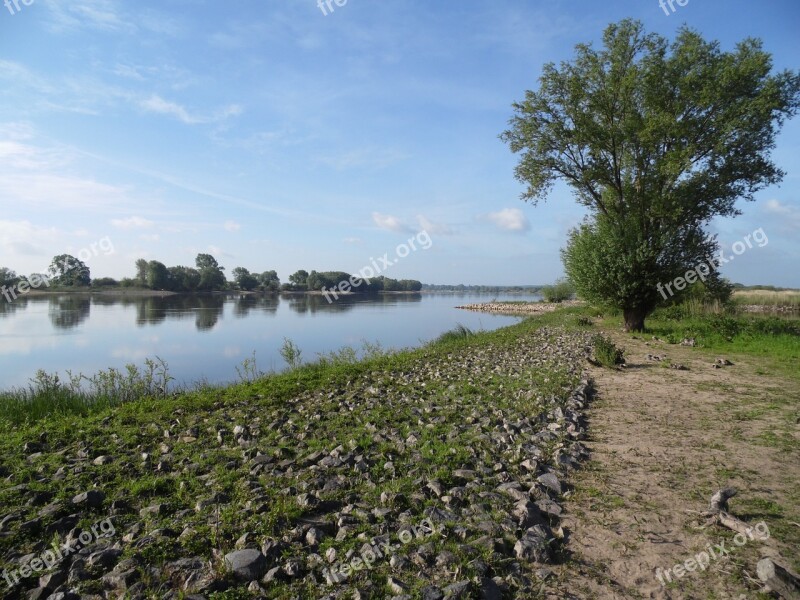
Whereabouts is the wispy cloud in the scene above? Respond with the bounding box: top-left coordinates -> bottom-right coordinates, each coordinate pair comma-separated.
317,147 -> 407,170
139,94 -> 242,125
762,198 -> 800,232
111,216 -> 154,229
485,208 -> 530,232
43,0 -> 135,33
224,220 -> 242,232
417,214 -> 455,235
372,212 -> 411,233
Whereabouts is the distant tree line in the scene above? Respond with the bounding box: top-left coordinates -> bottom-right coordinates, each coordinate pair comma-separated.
2,253 -> 424,295
284,270 -> 422,293
422,284 -> 541,293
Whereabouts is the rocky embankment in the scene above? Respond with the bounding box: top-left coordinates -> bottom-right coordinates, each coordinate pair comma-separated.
0,326 -> 595,599
456,301 -> 582,316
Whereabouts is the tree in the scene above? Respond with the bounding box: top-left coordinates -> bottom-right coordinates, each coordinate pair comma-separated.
146,260 -> 170,290
48,254 -> 90,287
135,259 -> 148,287
195,253 -> 226,291
501,19 -> 799,331
258,270 -> 280,292
0,267 -> 18,287
288,270 -> 309,290
168,266 -> 201,291
232,267 -> 259,291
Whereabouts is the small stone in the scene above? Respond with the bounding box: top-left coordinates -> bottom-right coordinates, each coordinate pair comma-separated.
387,576 -> 408,594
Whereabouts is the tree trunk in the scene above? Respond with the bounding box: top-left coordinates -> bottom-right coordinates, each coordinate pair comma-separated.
623,307 -> 647,332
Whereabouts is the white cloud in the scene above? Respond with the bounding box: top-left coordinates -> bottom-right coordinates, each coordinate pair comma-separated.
417,214 -> 455,235
140,95 -> 242,125
111,216 -> 154,229
140,95 -> 200,124
318,147 -> 407,170
0,220 -> 58,257
139,234 -> 160,242
762,199 -> 800,231
372,212 -> 411,233
343,237 -> 362,244
485,208 -> 530,232
224,220 -> 242,232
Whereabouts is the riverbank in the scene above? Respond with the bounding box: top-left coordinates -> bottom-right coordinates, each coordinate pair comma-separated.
0,316 -> 595,598
1,307 -> 797,598
457,300 -> 583,315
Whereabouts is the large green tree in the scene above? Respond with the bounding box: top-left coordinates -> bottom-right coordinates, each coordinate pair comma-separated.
48,254 -> 91,287
195,253 -> 226,291
501,19 -> 799,331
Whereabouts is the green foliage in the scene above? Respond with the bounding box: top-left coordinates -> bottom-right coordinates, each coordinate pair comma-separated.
0,358 -> 174,425
146,260 -> 170,289
592,334 -> 625,367
288,270 -> 309,290
196,254 -> 227,291
48,254 -> 91,287
541,278 -> 575,303
235,351 -> 264,383
0,267 -> 18,287
432,324 -> 475,345
279,338 -> 303,369
91,277 -> 118,288
231,267 -> 259,291
502,19 -> 800,330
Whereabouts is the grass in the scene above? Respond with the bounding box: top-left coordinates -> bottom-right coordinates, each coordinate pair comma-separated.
732,289 -> 800,308
0,314 -> 586,598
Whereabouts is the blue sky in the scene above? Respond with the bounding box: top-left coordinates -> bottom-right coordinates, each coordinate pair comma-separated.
1,0 -> 798,286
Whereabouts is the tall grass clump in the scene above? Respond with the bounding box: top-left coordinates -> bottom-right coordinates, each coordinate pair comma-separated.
432,323 -> 475,345
592,334 -> 625,367
0,358 -> 173,425
541,278 -> 576,303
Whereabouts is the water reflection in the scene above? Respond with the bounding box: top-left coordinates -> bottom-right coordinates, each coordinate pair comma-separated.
0,292 -> 424,331
48,295 -> 92,330
0,292 -> 525,390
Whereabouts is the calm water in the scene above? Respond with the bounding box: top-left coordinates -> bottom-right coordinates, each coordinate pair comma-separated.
0,293 -> 532,390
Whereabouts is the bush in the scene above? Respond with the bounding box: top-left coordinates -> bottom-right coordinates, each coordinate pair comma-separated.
592,334 -> 625,367
541,279 -> 575,303
433,324 -> 475,345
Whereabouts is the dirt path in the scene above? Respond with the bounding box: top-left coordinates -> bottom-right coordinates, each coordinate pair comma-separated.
547,330 -> 799,599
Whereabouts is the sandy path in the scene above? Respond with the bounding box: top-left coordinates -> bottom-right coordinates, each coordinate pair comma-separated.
546,330 -> 799,599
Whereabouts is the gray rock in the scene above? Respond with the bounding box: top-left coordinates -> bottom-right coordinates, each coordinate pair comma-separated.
536,472 -> 562,495
224,549 -> 267,581
443,580 -> 471,598
387,576 -> 408,594
421,586 -> 444,600
71,491 -> 104,509
514,525 -> 552,563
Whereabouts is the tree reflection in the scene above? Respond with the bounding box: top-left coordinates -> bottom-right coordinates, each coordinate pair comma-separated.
48,295 -> 91,330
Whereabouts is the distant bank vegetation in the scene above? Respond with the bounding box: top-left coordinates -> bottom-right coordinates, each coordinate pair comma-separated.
0,254 -> 421,295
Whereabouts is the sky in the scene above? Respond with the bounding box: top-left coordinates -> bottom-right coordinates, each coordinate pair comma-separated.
1,0 -> 799,287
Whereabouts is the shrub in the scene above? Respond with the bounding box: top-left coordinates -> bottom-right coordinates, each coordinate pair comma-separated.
433,324 -> 474,345
541,279 -> 575,303
592,334 -> 625,367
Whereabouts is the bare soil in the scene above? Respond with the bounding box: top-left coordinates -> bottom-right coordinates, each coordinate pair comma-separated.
547,329 -> 799,599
